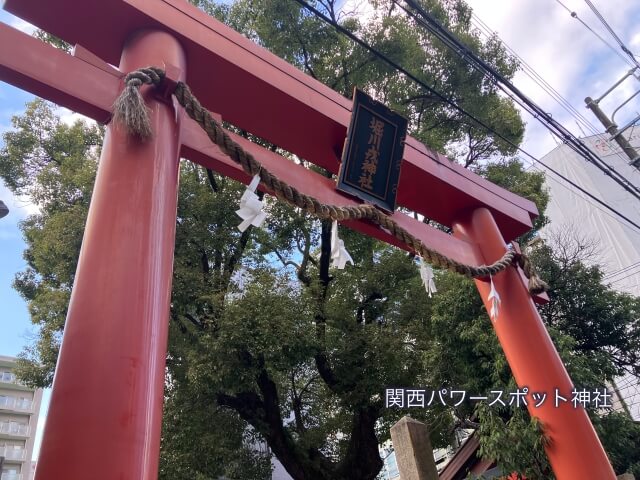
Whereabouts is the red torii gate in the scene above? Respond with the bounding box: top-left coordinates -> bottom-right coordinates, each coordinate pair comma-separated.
0,1 -> 615,479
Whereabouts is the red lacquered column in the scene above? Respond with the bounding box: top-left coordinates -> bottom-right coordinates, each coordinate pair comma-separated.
35,30 -> 185,480
453,207 -> 615,480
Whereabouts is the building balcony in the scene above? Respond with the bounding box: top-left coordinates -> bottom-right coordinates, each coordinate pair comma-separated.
0,446 -> 26,462
0,371 -> 17,384
1,474 -> 23,480
0,423 -> 29,438
0,372 -> 29,392
0,397 -> 32,412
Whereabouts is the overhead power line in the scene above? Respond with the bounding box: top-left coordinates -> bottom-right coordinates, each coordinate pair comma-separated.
289,0 -> 640,233
398,0 -> 640,200
469,12 -> 637,170
602,261 -> 640,280
553,0 -> 637,68
471,12 -> 594,133
528,163 -> 640,233
583,0 -> 640,69
607,268 -> 640,286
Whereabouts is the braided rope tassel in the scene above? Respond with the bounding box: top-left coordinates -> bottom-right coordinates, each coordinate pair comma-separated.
111,67 -> 549,295
112,67 -> 165,140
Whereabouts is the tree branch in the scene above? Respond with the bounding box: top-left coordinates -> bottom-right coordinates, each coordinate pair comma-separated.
313,219 -> 345,393
205,168 -> 218,193
274,248 -> 301,270
184,313 -> 205,331
296,226 -> 313,285
356,291 -> 384,324
290,371 -> 307,434
329,56 -> 375,90
223,227 -> 252,286
218,350 -> 333,480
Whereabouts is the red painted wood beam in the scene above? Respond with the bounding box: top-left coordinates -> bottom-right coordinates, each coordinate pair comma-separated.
2,0 -> 539,241
0,21 -> 483,268
0,23 -> 120,124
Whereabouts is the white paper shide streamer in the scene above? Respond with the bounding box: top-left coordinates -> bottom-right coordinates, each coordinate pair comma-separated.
236,175 -> 267,232
418,257 -> 437,297
488,275 -> 501,320
330,221 -> 353,269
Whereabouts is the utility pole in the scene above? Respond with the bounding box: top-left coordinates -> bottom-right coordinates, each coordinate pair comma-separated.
585,69 -> 640,168
585,97 -> 640,166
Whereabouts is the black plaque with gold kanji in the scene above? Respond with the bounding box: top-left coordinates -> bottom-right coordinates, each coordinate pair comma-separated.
337,89 -> 408,212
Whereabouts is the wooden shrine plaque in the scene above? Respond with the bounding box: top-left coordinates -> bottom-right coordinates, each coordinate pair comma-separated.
337,89 -> 408,212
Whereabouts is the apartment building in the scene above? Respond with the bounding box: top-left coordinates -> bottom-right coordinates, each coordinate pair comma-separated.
0,356 -> 42,480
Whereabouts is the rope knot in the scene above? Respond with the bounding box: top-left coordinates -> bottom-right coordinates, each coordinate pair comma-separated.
513,252 -> 549,295
113,67 -> 167,140
127,78 -> 143,88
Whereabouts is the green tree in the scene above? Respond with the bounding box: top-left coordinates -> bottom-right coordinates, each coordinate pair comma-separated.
2,1 -> 639,480
471,225 -> 640,478
591,411 -> 640,477
533,229 -> 640,379
0,99 -> 101,386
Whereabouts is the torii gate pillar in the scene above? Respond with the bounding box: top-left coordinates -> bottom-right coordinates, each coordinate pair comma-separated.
34,31 -> 185,480
454,207 -> 616,480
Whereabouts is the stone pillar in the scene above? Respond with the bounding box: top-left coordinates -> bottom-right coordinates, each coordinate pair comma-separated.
390,416 -> 439,480
617,474 -> 635,480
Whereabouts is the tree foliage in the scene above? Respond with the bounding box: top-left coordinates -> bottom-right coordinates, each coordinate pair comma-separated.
0,99 -> 101,386
1,1 -> 639,480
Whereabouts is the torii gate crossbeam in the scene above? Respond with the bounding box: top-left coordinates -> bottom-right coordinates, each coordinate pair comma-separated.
0,1 -> 616,479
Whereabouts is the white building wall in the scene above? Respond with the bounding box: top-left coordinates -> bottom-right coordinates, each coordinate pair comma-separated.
0,356 -> 43,480
541,131 -> 640,420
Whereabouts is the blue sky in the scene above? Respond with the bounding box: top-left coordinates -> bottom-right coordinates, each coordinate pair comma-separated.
0,8 -> 50,462
2,0 -> 640,463
0,70 -> 35,359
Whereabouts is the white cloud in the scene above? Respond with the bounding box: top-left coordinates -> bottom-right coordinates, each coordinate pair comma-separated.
55,107 -> 95,127
464,0 -> 640,157
0,180 -> 39,219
